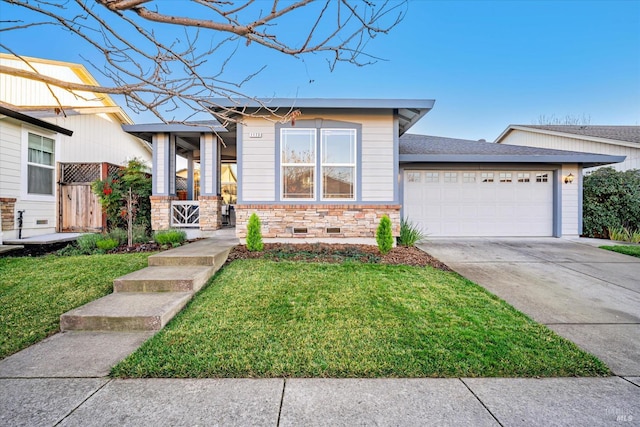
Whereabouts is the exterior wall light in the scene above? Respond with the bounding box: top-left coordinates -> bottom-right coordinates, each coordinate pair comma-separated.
564,173 -> 574,184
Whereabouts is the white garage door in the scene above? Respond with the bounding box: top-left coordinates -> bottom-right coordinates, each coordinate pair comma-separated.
403,170 -> 554,237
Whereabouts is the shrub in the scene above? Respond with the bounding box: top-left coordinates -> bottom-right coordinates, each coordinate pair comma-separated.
608,226 -> 640,243
376,215 -> 393,255
153,229 -> 187,246
96,238 -> 119,251
246,213 -> 264,252
397,218 -> 427,247
107,228 -> 128,246
132,224 -> 151,244
583,168 -> 640,238
76,233 -> 102,254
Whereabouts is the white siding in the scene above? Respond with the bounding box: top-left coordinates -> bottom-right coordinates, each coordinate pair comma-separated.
241,118 -> 276,201
46,114 -> 150,165
0,56 -> 105,108
500,130 -> 639,171
0,118 -> 22,197
240,111 -> 395,202
561,164 -> 580,236
0,117 -> 57,239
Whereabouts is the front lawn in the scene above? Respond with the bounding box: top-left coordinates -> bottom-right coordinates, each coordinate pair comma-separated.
112,259 -> 608,378
600,245 -> 640,258
0,253 -> 152,359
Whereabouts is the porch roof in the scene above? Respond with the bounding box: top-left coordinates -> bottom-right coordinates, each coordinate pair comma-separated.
207,98 -> 435,135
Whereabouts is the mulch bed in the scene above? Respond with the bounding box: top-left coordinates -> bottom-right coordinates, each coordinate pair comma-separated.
2,239 -> 449,271
227,243 -> 450,271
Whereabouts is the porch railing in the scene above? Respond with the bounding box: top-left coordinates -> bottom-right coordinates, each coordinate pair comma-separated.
171,201 -> 200,227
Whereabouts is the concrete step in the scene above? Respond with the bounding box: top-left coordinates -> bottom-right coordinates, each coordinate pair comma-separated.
148,239 -> 234,267
60,292 -> 193,332
113,266 -> 216,293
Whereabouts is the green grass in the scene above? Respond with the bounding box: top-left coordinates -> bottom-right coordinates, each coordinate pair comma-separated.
600,245 -> 640,258
112,260 -> 609,378
0,253 -> 152,359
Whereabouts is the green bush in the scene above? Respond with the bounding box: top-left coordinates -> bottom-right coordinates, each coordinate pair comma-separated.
96,238 -> 119,251
246,213 -> 264,252
397,218 -> 427,247
153,229 -> 187,246
132,224 -> 151,244
107,228 -> 127,246
583,168 -> 640,238
76,234 -> 102,254
376,215 -> 394,255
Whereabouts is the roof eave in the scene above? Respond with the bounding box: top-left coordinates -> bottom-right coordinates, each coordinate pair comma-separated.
0,105 -> 73,136
496,125 -> 639,148
399,154 -> 627,168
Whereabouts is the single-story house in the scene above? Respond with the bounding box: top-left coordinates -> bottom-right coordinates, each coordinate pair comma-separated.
495,125 -> 639,172
123,99 -> 625,241
0,54 -> 152,239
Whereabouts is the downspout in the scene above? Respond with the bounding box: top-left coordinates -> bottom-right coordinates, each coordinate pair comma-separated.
17,210 -> 25,240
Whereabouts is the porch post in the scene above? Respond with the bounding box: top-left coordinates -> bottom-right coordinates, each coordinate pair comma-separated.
150,132 -> 177,230
198,133 -> 222,230
186,151 -> 194,200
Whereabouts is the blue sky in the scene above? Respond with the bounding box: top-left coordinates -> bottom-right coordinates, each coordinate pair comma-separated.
1,0 -> 639,141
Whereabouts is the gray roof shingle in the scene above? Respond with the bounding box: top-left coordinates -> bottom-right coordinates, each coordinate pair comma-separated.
399,134 -> 626,167
511,125 -> 640,144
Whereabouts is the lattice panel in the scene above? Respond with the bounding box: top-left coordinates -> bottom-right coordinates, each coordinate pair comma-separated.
60,163 -> 101,183
107,164 -> 121,179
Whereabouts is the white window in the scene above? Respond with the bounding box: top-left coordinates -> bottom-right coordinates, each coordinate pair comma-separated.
280,128 -> 356,200
481,172 -> 494,183
499,172 -> 512,183
444,172 -> 457,183
536,173 -> 549,183
407,172 -> 421,183
463,172 -> 476,183
425,172 -> 439,183
517,172 -> 530,183
27,132 -> 55,196
281,129 -> 316,199
321,129 -> 356,200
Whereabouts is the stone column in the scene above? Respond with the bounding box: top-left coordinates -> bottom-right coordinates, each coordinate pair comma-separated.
199,195 -> 222,231
150,195 -> 177,230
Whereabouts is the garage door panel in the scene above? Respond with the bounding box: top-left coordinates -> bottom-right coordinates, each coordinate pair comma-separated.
404,170 -> 553,237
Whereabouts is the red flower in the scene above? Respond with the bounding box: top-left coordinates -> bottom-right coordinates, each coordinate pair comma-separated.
103,187 -> 112,195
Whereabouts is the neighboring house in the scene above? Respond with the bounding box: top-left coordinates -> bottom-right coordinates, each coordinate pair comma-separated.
123,99 -> 624,241
495,125 -> 640,172
0,54 -> 152,239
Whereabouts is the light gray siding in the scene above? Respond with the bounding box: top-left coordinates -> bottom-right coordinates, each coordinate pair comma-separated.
239,111 -> 395,203
500,130 -> 638,171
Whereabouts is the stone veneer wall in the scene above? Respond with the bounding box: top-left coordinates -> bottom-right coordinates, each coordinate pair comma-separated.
150,195 -> 177,231
199,195 -> 222,231
0,198 -> 17,232
235,204 -> 401,239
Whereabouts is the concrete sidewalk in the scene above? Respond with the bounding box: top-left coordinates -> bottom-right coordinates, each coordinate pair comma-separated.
1,377 -> 638,426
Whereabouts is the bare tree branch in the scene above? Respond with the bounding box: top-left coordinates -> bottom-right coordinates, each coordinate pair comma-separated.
1,0 -> 407,124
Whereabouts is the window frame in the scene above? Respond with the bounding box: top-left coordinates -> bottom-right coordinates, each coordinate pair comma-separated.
280,127 -> 317,201
21,126 -> 59,202
320,128 -> 357,201
277,121 -> 361,203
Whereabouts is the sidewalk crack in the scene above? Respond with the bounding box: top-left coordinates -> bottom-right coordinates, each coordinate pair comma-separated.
54,378 -> 112,426
276,378 -> 286,427
459,378 -> 504,427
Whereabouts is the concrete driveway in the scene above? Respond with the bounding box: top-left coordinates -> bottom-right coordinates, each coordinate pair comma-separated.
417,238 -> 640,376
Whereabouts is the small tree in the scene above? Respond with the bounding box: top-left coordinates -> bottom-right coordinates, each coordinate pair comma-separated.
376,215 -> 394,255
246,213 -> 264,252
92,158 -> 152,245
